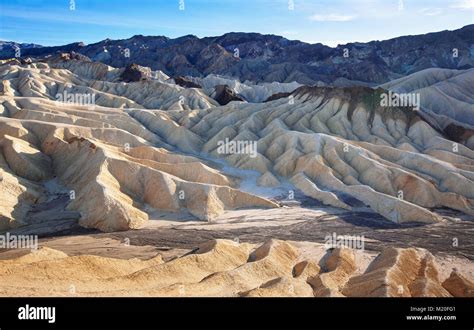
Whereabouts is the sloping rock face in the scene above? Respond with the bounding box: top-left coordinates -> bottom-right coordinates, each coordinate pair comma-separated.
380,68 -> 474,135
0,239 -> 471,297
309,248 -> 357,296
442,271 -> 474,297
257,171 -> 280,187
4,25 -> 473,84
342,248 -> 451,297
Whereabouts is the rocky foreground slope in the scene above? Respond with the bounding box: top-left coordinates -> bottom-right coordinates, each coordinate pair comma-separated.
0,239 -> 472,297
1,57 -> 473,232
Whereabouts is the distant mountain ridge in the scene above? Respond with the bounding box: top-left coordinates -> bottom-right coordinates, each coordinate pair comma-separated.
1,25 -> 473,85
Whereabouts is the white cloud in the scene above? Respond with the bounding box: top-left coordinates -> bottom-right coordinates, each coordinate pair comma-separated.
419,8 -> 443,16
309,14 -> 357,22
450,0 -> 474,9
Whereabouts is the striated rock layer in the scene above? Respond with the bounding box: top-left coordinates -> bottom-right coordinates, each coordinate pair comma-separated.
0,61 -> 278,231
0,239 -> 471,297
1,58 -> 473,232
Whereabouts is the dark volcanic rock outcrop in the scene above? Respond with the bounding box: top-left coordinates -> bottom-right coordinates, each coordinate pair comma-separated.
174,76 -> 202,88
120,63 -> 151,82
59,51 -> 91,62
444,123 -> 474,143
212,84 -> 244,105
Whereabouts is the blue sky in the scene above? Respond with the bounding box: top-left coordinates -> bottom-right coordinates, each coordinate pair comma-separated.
0,0 -> 473,47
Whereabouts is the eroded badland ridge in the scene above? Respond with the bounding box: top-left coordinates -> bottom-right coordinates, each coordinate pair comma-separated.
0,27 -> 473,297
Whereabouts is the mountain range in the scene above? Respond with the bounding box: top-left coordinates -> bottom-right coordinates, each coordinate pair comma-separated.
1,25 -> 473,85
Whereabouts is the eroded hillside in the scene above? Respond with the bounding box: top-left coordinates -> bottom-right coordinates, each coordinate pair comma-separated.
1,58 -> 473,233
0,239 -> 472,297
